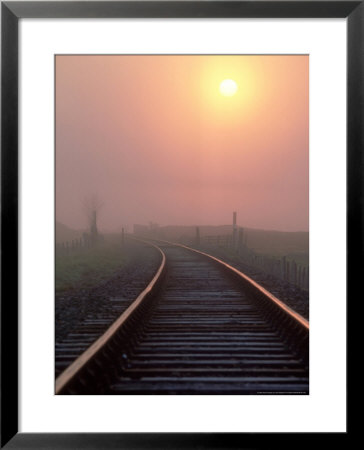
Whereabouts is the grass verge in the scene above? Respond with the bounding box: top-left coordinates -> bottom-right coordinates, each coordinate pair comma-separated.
56,242 -> 127,292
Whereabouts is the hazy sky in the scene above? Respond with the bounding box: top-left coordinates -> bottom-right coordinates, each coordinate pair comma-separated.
56,55 -> 308,232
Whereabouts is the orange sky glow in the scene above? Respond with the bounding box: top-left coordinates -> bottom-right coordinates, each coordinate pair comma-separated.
56,55 -> 308,232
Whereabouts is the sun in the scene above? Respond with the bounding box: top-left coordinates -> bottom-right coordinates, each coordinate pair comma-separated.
219,79 -> 238,96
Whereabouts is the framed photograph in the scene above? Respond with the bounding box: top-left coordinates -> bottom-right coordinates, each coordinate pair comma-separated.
2,1 -> 357,448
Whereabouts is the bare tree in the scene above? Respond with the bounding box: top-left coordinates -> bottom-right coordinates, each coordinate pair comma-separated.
82,194 -> 103,245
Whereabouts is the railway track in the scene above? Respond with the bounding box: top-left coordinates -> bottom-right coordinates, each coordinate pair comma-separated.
56,240 -> 309,395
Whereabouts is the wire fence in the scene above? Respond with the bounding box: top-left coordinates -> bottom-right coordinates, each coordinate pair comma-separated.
197,232 -> 309,291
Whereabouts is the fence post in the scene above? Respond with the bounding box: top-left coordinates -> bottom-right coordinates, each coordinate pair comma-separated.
232,211 -> 237,250
293,261 -> 297,286
282,256 -> 286,280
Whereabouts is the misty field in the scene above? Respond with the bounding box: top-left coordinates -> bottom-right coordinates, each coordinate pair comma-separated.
55,239 -> 126,292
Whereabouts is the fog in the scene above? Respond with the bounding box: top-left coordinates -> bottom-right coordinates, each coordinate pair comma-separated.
56,55 -> 308,232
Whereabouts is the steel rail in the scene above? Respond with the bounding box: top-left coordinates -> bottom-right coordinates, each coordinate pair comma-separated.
150,239 -> 309,330
55,240 -> 166,394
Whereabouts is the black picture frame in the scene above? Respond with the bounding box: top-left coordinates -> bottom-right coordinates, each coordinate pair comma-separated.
1,1 -> 357,448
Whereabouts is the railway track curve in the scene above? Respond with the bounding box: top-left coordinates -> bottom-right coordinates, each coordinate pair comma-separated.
56,239 -> 309,395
